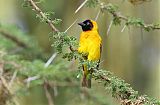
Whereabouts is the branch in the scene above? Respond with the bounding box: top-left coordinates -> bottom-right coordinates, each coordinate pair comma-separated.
128,0 -> 153,5
106,7 -> 160,30
0,30 -> 28,48
98,2 -> 160,31
27,0 -> 59,32
44,82 -> 54,105
26,0 -> 77,52
93,70 -> 160,105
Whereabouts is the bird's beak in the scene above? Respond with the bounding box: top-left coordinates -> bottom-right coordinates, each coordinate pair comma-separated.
78,22 -> 85,26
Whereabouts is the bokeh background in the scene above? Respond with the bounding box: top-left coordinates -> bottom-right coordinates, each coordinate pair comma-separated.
0,0 -> 160,105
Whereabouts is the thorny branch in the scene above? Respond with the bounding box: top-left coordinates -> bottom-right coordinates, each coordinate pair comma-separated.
27,0 -> 59,32
26,0 -> 76,52
93,71 -> 150,105
98,1 -> 160,31
106,8 -> 160,30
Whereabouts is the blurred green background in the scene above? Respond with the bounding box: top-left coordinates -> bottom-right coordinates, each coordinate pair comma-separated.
0,0 -> 160,105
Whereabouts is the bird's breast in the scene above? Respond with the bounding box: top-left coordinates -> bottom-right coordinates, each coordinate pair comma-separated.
78,31 -> 101,55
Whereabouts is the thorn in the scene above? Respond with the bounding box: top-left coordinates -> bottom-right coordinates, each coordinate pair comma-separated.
75,0 -> 88,14
95,10 -> 101,21
77,73 -> 81,78
64,19 -> 78,33
107,20 -> 113,36
121,25 -> 126,32
45,53 -> 57,68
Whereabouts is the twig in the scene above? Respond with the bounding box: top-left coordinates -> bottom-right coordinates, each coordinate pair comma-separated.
107,20 -> 113,36
0,76 -> 20,105
9,70 -> 18,88
24,75 -> 40,87
0,76 -> 12,95
129,0 -> 153,5
75,0 -> 88,13
114,13 -> 160,30
27,0 -> 59,32
0,30 -> 28,48
44,83 -> 54,105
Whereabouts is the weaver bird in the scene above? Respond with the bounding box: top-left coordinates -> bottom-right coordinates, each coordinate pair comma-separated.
78,19 -> 102,88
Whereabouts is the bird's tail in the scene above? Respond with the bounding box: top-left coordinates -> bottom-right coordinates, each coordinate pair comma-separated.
82,65 -> 92,88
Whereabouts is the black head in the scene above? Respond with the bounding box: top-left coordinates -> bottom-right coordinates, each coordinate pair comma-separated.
78,19 -> 93,31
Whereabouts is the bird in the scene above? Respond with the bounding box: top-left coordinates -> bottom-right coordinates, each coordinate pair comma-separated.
78,19 -> 102,88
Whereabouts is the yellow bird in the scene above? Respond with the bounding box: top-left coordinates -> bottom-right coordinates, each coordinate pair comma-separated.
78,19 -> 102,88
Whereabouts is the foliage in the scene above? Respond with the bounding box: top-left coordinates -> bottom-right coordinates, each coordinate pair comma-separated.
0,0 -> 160,105
86,0 -> 99,8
